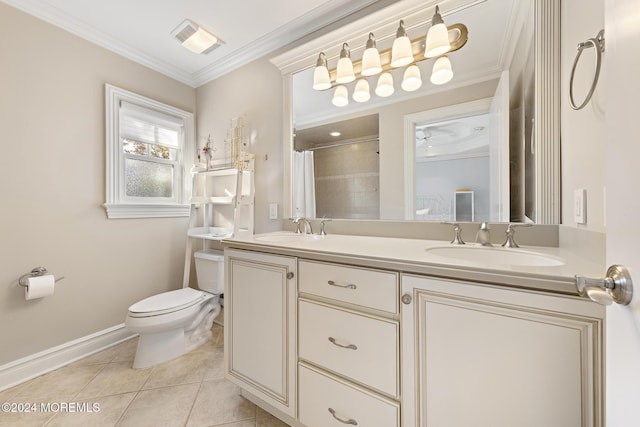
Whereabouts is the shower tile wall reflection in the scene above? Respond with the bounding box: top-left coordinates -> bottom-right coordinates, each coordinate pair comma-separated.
314,140 -> 379,219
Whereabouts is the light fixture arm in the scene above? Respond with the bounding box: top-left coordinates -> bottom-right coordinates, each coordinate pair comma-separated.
431,5 -> 445,26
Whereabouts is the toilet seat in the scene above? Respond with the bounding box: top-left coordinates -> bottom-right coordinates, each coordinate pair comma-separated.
128,288 -> 208,318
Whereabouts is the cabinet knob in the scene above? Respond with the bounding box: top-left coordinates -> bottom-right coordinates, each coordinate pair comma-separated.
402,293 -> 412,305
286,272 -> 294,279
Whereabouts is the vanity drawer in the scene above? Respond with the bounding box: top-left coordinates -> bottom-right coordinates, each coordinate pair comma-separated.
299,300 -> 399,397
298,260 -> 398,313
299,363 -> 400,427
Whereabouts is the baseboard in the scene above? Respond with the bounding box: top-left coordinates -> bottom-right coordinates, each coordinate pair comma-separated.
0,324 -> 136,392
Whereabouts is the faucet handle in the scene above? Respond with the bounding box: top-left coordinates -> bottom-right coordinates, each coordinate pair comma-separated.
291,217 -> 302,234
442,222 -> 465,245
502,223 -> 533,248
319,217 -> 332,235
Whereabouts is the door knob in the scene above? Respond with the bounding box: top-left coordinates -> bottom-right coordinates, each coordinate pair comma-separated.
575,264 -> 633,306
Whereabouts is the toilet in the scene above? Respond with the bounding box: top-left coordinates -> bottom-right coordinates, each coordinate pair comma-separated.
125,249 -> 224,368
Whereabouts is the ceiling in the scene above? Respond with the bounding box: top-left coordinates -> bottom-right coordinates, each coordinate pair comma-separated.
2,0 -> 386,87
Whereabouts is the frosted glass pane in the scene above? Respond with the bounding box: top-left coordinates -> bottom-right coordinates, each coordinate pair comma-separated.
125,158 -> 173,198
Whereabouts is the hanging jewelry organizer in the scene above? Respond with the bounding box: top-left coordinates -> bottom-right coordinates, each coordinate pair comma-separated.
569,29 -> 605,110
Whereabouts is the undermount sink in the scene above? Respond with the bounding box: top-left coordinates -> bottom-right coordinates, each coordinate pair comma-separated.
254,233 -> 324,244
425,245 -> 565,267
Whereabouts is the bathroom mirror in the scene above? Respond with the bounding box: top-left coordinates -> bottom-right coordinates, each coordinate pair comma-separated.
272,0 -> 560,224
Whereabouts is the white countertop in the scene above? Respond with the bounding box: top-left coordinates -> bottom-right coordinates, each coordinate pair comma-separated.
223,231 -> 605,296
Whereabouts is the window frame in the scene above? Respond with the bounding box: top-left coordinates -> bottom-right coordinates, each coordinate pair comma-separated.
104,84 -> 194,219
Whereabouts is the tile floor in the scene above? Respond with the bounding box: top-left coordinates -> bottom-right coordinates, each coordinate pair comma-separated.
0,316 -> 290,427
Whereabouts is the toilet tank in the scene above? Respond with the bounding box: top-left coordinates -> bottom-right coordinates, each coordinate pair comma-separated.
194,249 -> 224,294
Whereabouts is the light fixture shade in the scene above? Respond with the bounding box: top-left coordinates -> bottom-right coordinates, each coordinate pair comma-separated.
332,85 -> 349,107
425,6 -> 451,58
375,72 -> 394,97
353,79 -> 371,103
361,33 -> 382,76
336,43 -> 355,84
391,20 -> 414,68
182,27 -> 218,54
312,52 -> 331,91
401,64 -> 422,91
431,55 -> 453,85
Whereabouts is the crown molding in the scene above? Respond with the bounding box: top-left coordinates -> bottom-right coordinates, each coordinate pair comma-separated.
192,0 -> 381,86
270,0 -> 487,75
1,0 -> 197,86
2,0 -> 383,88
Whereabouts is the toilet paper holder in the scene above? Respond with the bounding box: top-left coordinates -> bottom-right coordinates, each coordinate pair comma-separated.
18,267 -> 64,287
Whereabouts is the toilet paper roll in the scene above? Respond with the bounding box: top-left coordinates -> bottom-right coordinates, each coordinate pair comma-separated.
24,275 -> 56,300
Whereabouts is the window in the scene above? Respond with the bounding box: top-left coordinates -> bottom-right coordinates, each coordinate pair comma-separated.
104,85 -> 194,218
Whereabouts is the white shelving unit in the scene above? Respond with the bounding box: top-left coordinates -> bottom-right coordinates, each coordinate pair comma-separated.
183,153 -> 255,286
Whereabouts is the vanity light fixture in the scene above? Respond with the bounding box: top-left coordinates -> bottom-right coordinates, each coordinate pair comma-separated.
353,79 -> 371,102
313,52 -> 331,90
401,64 -> 422,91
425,6 -> 451,58
361,33 -> 382,76
332,85 -> 349,107
336,43 -> 356,84
430,55 -> 454,85
375,72 -> 395,97
391,20 -> 414,68
311,4 -> 468,107
171,19 -> 222,54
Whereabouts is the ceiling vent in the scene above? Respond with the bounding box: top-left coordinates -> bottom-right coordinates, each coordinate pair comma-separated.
171,19 -> 223,54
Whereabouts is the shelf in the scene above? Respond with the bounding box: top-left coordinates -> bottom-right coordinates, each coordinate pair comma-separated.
187,227 -> 233,241
189,196 -> 235,205
190,165 -> 239,177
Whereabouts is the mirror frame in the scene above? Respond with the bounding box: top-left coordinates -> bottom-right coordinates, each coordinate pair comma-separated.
271,0 -> 560,224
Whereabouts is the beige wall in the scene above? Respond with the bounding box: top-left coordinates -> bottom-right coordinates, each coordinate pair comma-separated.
0,3 -> 196,364
561,0 -> 606,232
195,57 -> 284,234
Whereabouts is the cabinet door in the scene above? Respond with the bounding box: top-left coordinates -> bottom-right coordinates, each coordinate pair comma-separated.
401,274 -> 604,427
224,249 -> 297,418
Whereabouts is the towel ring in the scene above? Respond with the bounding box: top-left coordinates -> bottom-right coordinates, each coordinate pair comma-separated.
569,29 -> 605,110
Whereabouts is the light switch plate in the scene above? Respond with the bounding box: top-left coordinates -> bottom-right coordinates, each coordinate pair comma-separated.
574,188 -> 587,224
269,203 -> 278,219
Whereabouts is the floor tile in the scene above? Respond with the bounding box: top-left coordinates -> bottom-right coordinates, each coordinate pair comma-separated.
76,362 -> 151,400
10,363 -> 105,401
45,392 -> 136,427
256,407 -> 290,427
186,379 -> 256,427
73,338 -> 137,367
142,350 -> 209,390
0,400 -> 56,427
116,383 -> 200,427
109,339 -> 139,363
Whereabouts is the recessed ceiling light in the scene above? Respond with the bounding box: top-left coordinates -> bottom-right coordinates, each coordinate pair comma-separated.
330,131 -> 341,137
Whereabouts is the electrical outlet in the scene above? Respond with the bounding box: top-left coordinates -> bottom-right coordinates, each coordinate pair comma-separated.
269,203 -> 278,220
574,188 -> 587,224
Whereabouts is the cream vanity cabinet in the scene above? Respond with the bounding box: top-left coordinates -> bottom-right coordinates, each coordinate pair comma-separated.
401,274 -> 604,427
224,248 -> 298,418
297,260 -> 401,427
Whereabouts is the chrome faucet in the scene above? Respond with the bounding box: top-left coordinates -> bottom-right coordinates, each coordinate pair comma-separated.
443,222 -> 465,245
319,217 -> 332,235
293,217 -> 313,235
502,223 -> 533,248
476,222 -> 492,246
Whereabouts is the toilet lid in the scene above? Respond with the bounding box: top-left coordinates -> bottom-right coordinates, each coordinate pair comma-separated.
129,288 -> 205,316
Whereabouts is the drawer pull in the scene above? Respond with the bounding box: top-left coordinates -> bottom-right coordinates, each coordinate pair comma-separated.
328,280 -> 357,290
328,336 -> 358,350
328,407 -> 358,425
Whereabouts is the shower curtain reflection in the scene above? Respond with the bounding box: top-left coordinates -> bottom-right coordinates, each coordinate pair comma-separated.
293,150 -> 316,218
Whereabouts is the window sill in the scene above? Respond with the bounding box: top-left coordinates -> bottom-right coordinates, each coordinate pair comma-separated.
104,203 -> 190,219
